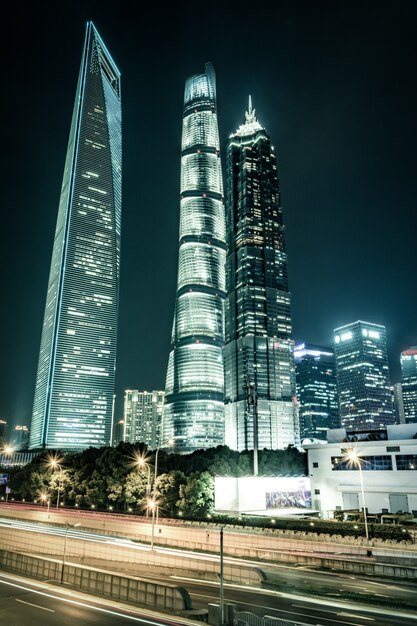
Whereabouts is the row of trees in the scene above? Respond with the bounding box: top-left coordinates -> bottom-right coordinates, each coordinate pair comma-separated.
3,443 -> 307,519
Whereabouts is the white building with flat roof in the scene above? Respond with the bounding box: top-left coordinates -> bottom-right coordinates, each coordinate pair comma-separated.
304,423 -> 417,517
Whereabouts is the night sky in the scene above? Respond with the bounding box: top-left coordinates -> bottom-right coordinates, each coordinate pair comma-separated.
1,1 -> 417,432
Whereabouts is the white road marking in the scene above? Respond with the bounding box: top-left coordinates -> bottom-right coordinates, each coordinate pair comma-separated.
338,613 -> 375,621
16,598 -> 55,612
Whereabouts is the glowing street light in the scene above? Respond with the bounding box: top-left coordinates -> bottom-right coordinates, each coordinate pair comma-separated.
345,448 -> 369,542
44,453 -> 65,508
40,492 -> 50,517
133,452 -> 151,495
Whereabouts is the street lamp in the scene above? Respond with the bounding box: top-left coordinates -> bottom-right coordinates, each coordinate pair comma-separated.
219,526 -> 225,626
61,522 -> 81,584
153,438 -> 174,490
44,453 -> 64,508
147,496 -> 158,550
40,493 -> 50,517
345,448 -> 369,542
134,452 -> 151,496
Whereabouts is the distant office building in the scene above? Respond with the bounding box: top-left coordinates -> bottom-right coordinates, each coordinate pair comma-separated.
400,347 -> 417,424
11,426 -> 30,451
392,383 -> 405,424
112,418 -> 124,446
0,420 -> 6,445
294,343 -> 339,441
162,63 -> 226,454
29,23 -> 122,451
334,321 -> 394,431
123,391 -> 165,449
223,98 -> 297,451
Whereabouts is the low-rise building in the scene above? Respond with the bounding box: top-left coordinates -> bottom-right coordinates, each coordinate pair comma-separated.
304,423 -> 417,517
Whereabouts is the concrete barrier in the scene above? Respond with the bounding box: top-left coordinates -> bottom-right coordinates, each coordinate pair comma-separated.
0,505 -> 415,580
0,525 -> 264,585
0,549 -> 191,612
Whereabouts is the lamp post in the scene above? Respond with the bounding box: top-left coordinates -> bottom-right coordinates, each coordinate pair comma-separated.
219,526 -> 225,626
147,497 -> 157,550
135,454 -> 151,495
44,453 -> 64,508
134,452 -> 152,517
40,493 -> 50,517
151,438 -> 174,523
61,522 -> 80,584
345,449 -> 369,542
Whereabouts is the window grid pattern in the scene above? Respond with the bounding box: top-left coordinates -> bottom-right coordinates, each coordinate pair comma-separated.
334,321 -> 394,431
162,63 -> 226,454
30,23 -> 121,450
331,455 -> 393,471
396,454 -> 417,470
223,108 -> 297,451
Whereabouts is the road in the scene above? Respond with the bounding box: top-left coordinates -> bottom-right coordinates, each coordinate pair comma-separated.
1,569 -> 417,626
1,512 -> 417,625
179,574 -> 417,626
1,516 -> 416,608
0,571 -> 193,626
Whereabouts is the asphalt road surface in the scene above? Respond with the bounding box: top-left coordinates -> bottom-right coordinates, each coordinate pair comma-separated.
0,572 -> 193,626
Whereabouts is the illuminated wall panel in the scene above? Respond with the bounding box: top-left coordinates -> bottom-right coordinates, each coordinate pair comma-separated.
162,63 -> 226,453
30,23 -> 121,450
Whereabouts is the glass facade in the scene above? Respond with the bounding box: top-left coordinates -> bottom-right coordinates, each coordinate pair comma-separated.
223,100 -> 297,451
29,23 -> 121,451
400,347 -> 417,424
334,321 -> 394,432
162,63 -> 226,454
294,343 -> 339,441
123,390 -> 165,449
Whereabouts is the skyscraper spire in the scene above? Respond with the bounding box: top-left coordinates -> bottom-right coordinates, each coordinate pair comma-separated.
29,23 -> 122,451
235,95 -> 262,137
246,95 -> 256,123
161,63 -> 226,454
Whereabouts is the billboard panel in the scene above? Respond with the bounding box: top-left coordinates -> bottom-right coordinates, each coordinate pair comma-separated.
265,476 -> 311,509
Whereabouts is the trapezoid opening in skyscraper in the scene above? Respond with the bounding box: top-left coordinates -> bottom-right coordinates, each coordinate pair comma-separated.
30,22 -> 121,451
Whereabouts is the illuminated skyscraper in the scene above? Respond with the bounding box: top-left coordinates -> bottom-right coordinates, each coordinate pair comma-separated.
162,63 -> 226,454
123,390 -> 165,448
334,321 -> 394,431
294,343 -> 339,441
29,23 -> 121,451
223,99 -> 298,451
400,347 -> 417,424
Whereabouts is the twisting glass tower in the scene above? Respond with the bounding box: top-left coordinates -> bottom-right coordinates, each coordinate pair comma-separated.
29,23 -> 121,451
162,63 -> 226,454
224,99 -> 298,451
